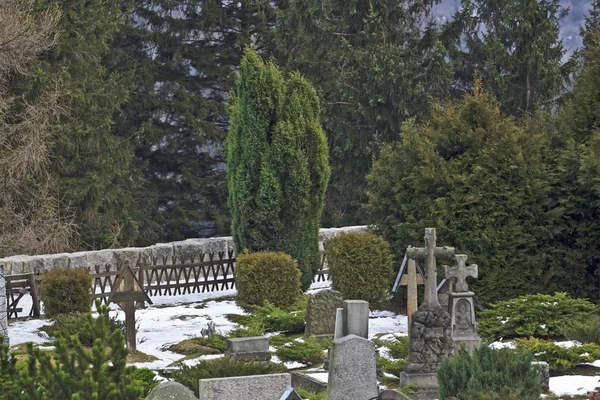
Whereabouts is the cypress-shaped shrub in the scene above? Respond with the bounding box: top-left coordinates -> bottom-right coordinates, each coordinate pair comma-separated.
227,48 -> 330,289
437,346 -> 542,400
235,251 -> 302,308
40,267 -> 92,315
326,232 -> 394,303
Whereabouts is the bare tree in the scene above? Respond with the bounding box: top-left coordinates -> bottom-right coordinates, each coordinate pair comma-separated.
0,0 -> 78,257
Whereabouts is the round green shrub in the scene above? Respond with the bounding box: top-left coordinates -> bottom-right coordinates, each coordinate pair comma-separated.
326,232 -> 394,303
235,251 -> 302,308
40,267 -> 92,316
437,346 -> 542,400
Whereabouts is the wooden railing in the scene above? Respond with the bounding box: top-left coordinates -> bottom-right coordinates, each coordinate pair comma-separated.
6,250 -> 331,319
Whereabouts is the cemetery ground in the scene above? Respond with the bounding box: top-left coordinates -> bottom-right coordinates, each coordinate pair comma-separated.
6,280 -> 600,399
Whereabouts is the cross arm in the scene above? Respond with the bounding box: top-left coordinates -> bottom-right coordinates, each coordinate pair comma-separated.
406,246 -> 455,260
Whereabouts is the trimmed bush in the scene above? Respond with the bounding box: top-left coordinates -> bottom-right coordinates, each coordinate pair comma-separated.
437,346 -> 542,400
40,267 -> 92,316
227,301 -> 306,334
563,315 -> 600,345
478,292 -> 596,341
326,232 -> 394,303
170,357 -> 287,396
514,337 -> 600,371
235,251 -> 302,308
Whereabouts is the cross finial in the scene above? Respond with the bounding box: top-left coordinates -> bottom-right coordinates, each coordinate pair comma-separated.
444,254 -> 478,293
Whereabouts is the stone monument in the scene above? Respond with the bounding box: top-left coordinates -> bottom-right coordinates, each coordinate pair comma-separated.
0,265 -> 8,346
444,254 -> 481,352
400,228 -> 454,399
305,289 -> 343,338
146,382 -> 198,400
327,335 -> 378,400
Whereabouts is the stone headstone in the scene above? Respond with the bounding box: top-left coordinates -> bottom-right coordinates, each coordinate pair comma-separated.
199,373 -> 291,400
327,335 -> 378,400
444,254 -> 482,352
225,336 -> 270,361
532,361 -> 550,391
146,382 -> 198,400
342,300 -> 369,338
333,307 -> 344,340
0,265 -> 8,346
305,289 -> 343,337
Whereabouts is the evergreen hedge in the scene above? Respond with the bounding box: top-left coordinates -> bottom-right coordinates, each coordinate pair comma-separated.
227,49 -> 330,289
235,251 -> 302,308
40,267 -> 92,316
326,232 -> 394,303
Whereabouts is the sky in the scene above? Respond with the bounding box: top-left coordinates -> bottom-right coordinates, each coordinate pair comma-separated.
432,0 -> 592,60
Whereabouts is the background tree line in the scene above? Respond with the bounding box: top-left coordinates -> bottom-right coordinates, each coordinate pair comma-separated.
3,0 -> 600,300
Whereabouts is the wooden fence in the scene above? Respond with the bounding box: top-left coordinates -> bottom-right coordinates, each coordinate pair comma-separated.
6,250 -> 330,319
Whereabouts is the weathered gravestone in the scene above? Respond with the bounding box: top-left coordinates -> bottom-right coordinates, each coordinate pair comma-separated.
146,382 -> 198,400
532,361 -> 550,391
444,254 -> 481,352
342,299 -> 369,338
225,336 -> 270,361
0,265 -> 8,346
305,289 -> 343,337
327,335 -> 378,400
199,373 -> 291,400
401,228 -> 454,399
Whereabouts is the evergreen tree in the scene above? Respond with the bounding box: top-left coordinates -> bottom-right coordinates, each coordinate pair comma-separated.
365,82 -> 552,303
444,0 -> 571,115
114,0 -> 277,242
228,49 -> 330,289
275,0 -> 449,226
19,0 -> 140,249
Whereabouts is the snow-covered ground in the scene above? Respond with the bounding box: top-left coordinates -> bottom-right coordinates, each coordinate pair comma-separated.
7,281 -> 600,397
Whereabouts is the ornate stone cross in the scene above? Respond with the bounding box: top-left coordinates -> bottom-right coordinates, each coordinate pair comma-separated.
444,254 -> 478,293
406,228 -> 454,308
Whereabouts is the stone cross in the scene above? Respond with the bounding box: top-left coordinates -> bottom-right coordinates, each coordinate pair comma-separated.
444,254 -> 478,293
406,228 -> 454,308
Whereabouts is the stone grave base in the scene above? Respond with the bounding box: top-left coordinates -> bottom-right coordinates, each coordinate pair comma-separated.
453,337 -> 482,353
400,372 -> 438,400
290,371 -> 327,394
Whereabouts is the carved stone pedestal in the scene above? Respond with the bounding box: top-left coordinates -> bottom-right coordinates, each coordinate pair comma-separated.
449,292 -> 481,353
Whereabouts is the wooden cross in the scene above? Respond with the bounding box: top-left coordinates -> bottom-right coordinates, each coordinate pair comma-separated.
407,228 -> 455,308
443,254 -> 478,293
108,265 -> 152,352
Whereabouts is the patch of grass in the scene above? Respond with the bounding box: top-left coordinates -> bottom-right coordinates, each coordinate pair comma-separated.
226,302 -> 306,334
170,314 -> 200,321
275,336 -> 331,366
295,388 -> 326,400
164,339 -> 222,356
127,350 -> 159,364
269,333 -> 302,347
378,356 -> 407,377
169,357 -> 287,396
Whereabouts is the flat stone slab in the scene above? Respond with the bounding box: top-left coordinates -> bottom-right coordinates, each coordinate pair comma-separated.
199,373 -> 291,400
146,382 -> 198,400
290,371 -> 327,394
226,336 -> 268,353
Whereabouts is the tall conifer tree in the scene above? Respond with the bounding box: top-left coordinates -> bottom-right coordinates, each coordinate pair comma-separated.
228,49 -> 330,289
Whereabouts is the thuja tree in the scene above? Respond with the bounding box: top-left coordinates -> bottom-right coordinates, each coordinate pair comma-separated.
227,49 -> 330,289
365,81 -> 552,303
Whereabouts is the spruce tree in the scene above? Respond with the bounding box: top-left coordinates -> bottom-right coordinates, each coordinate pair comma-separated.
275,0 -> 448,226
18,0 -> 140,249
227,49 -> 330,289
444,0 -> 571,115
113,0 -> 277,242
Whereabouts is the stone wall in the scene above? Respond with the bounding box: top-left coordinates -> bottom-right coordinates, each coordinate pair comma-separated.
0,226 -> 367,276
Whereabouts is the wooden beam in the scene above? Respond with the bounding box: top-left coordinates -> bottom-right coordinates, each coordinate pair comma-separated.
399,274 -> 425,286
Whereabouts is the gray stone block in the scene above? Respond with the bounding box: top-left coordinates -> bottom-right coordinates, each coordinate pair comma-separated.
198,373 -> 291,400
380,389 -> 411,400
146,382 -> 198,400
290,371 -> 327,394
327,335 -> 378,400
342,300 -> 369,338
0,266 -> 7,346
305,289 -> 343,337
225,336 -> 270,361
532,361 -> 550,391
